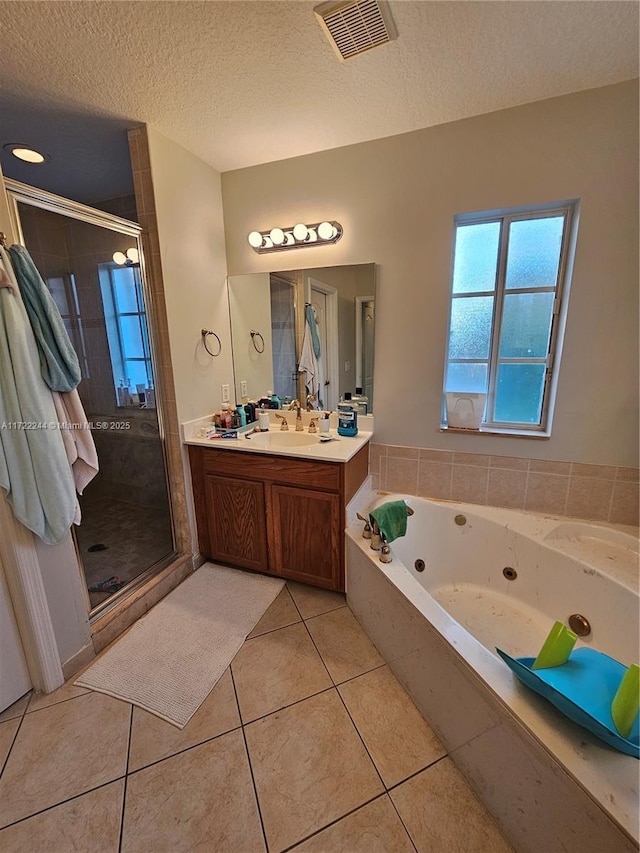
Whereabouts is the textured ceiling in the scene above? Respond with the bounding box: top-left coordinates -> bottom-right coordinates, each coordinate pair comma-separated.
0,0 -> 638,203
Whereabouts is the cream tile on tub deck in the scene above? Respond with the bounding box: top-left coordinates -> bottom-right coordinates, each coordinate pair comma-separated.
231,622 -> 332,723
0,779 -> 124,853
390,758 -> 515,853
245,689 -> 384,853
305,606 -> 385,684
128,667 -> 240,772
291,795 -> 415,853
338,666 -> 446,787
0,692 -> 130,829
122,730 -> 265,853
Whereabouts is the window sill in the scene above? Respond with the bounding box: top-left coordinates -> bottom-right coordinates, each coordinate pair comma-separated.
439,425 -> 551,439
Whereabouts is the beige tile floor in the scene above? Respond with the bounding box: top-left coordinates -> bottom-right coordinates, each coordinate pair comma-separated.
0,580 -> 515,853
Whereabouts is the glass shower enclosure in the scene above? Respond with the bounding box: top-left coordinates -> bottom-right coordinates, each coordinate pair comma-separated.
6,179 -> 175,616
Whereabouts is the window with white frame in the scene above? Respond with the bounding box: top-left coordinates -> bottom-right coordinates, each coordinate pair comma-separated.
443,201 -> 579,434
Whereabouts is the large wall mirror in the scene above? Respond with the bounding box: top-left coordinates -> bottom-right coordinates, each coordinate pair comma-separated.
227,264 -> 375,412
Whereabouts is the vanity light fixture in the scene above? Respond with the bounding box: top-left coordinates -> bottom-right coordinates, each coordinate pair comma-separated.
113,247 -> 139,266
247,221 -> 343,253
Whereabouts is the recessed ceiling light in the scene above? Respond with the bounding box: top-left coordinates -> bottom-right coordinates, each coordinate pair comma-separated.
3,144 -> 48,164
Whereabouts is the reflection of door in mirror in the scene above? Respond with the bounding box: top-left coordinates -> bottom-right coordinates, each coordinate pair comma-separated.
307,277 -> 339,411
11,190 -> 175,617
270,274 -> 297,404
228,264 -> 375,413
356,297 -> 375,406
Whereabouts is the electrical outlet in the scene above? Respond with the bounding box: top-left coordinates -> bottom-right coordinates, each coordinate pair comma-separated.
344,361 -> 351,372
240,380 -> 248,398
221,384 -> 230,403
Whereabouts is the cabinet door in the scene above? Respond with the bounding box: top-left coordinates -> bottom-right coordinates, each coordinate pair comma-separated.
268,484 -> 342,591
204,474 -> 269,572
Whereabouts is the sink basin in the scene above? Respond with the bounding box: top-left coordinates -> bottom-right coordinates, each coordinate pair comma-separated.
245,430 -> 319,448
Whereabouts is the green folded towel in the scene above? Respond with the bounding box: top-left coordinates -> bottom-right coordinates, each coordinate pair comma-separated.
369,500 -> 409,544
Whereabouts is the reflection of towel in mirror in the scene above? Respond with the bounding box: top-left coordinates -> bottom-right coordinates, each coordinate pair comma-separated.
8,244 -> 81,392
52,389 -> 99,499
305,304 -> 321,357
369,500 -> 410,544
298,317 -> 319,399
0,247 -> 79,544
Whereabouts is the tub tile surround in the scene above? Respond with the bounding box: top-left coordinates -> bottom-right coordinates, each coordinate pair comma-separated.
0,580 -> 515,853
371,444 -> 640,527
346,533 -> 639,853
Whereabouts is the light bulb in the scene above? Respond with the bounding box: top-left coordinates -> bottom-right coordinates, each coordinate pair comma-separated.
292,223 -> 308,241
10,147 -> 45,164
270,228 -> 285,246
262,236 -> 273,249
284,232 -> 295,246
318,221 -> 335,240
113,251 -> 127,265
248,231 -> 263,248
307,228 -> 318,243
126,247 -> 139,263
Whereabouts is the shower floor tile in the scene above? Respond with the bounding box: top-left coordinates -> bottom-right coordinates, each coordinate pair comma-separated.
74,495 -> 173,609
0,579 -> 515,853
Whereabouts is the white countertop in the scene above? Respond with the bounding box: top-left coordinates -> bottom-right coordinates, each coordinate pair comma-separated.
182,411 -> 373,463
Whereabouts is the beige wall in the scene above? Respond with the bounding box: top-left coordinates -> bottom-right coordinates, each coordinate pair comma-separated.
228,273 -> 274,402
146,126 -> 233,424
221,81 -> 639,467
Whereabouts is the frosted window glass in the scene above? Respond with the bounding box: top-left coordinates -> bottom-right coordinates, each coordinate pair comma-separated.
112,267 -> 139,313
452,222 -> 500,294
495,364 -> 546,423
448,296 -> 494,359
505,217 -> 564,289
445,362 -> 488,393
499,292 -> 554,358
120,316 -> 144,358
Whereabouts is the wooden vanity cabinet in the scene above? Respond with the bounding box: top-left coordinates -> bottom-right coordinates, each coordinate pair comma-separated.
188,443 -> 369,591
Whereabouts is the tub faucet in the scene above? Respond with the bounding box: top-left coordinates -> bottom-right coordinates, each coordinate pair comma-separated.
356,512 -> 372,539
370,520 -> 383,551
379,544 -> 392,564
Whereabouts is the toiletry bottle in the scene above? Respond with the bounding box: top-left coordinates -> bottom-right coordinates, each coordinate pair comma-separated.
337,403 -> 358,437
244,401 -> 256,423
236,403 -> 247,427
270,391 -> 281,409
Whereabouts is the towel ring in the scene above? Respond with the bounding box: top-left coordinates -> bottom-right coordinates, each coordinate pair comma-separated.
250,330 -> 265,353
201,329 -> 222,357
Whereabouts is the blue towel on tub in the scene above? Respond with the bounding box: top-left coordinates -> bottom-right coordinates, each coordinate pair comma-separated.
369,500 -> 410,544
8,244 -> 81,392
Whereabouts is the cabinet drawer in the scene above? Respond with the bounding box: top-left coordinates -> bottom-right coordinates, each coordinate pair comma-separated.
201,448 -> 340,491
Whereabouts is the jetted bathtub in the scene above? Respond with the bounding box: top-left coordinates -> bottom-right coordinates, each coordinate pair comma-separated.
346,495 -> 639,853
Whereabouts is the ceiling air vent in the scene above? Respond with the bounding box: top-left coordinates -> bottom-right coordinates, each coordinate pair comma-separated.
314,0 -> 397,61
